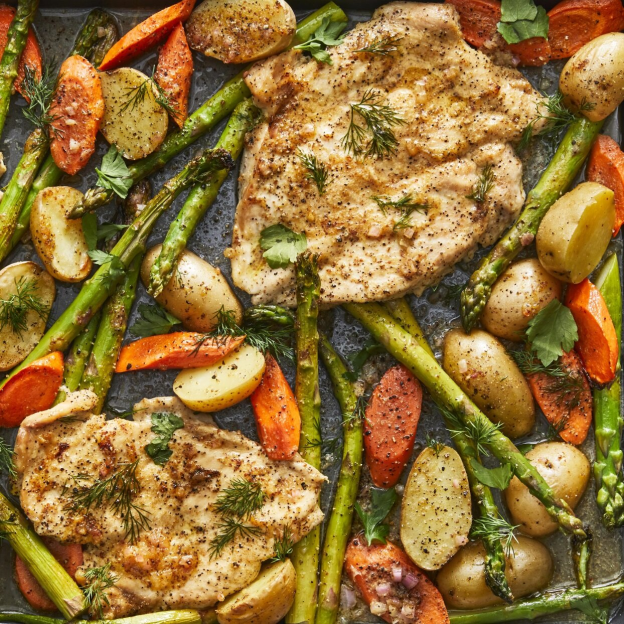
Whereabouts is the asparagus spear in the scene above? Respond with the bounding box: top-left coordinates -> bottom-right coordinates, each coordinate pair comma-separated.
593,253 -> 624,528
384,299 -> 513,603
288,252 -> 322,624
316,333 -> 363,624
460,117 -> 603,332
69,3 -> 347,219
148,98 -> 260,297
0,610 -> 203,624
343,302 -> 587,539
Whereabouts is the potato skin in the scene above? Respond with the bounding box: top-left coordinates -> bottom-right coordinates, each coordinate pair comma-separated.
505,442 -> 590,537
436,536 -> 553,609
481,259 -> 562,342
443,329 -> 535,439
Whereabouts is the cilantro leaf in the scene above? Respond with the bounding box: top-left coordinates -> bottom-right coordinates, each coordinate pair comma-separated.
343,339 -> 385,381
145,412 -> 184,466
82,213 -> 98,251
469,459 -> 513,490
96,145 -> 133,199
497,0 -> 549,44
130,303 -> 181,338
526,299 -> 578,366
294,17 -> 348,65
259,224 -> 307,269
355,487 -> 397,546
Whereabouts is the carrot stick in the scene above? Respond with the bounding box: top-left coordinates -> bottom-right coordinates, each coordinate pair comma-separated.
566,278 -> 619,385
98,0 -> 195,71
364,364 -> 422,488
0,351 -> 63,427
115,332 -> 244,372
250,354 -> 301,460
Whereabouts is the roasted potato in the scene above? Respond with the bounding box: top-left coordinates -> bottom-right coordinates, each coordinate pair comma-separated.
174,343 -> 266,412
537,182 -> 615,284
0,262 -> 55,371
31,186 -> 92,283
216,560 -> 296,624
560,33 -> 624,122
186,0 -> 296,64
481,259 -> 562,342
99,68 -> 168,160
141,246 -> 243,333
400,445 -> 472,571
505,441 -> 590,537
443,329 -> 535,439
436,536 -> 553,609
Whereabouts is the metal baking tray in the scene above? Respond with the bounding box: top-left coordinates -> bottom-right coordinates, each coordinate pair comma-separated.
1,1 -> 623,623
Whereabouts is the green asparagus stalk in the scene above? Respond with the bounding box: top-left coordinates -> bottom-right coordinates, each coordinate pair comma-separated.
148,98 -> 260,297
0,148 -> 233,387
0,0 -> 39,142
288,252 -> 322,624
460,117 -> 603,332
0,610 -> 202,624
593,253 -> 624,528
343,302 -> 587,539
0,493 -> 85,619
316,333 -> 363,624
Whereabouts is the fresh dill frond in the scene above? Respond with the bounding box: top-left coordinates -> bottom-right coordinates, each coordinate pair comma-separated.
426,434 -> 445,456
0,439 -> 16,479
470,515 -> 519,556
270,526 -> 294,563
444,406 -> 502,456
21,64 -> 57,132
372,194 -> 428,230
298,149 -> 329,195
119,67 -> 177,119
82,564 -> 118,618
356,35 -> 403,56
214,478 -> 266,519
208,517 -> 263,559
0,515 -> 17,541
466,165 -> 495,203
343,396 -> 366,428
304,412 -> 324,451
341,89 -> 405,159
0,276 -> 49,337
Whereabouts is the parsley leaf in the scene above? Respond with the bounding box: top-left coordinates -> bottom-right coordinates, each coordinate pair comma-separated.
96,145 -> 133,199
294,18 -> 347,64
145,412 -> 184,465
130,303 -> 181,338
343,339 -> 385,381
88,250 -> 126,287
497,0 -> 549,44
469,459 -> 513,490
526,299 -> 578,367
355,487 -> 397,546
259,224 -> 307,269
575,597 -> 609,623
82,216 -> 128,252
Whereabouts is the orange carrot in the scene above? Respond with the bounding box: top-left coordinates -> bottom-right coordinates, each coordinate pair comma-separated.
566,279 -> 619,385
345,538 -> 449,624
364,365 -> 422,488
15,539 -> 83,612
250,354 -> 301,460
445,0 -> 502,47
548,0 -> 624,60
98,0 -> 196,71
49,55 -> 104,175
508,37 -> 551,66
526,350 -> 592,445
587,135 -> 624,235
0,352 -> 64,428
116,332 -> 244,372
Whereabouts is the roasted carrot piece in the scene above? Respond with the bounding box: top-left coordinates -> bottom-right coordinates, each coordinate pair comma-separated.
548,0 -> 624,60
566,279 -> 619,385
445,0 -> 502,47
49,55 -> 104,176
588,135 -> 624,235
345,538 -> 449,624
15,539 -> 83,612
116,332 -> 244,372
250,354 -> 301,460
98,0 -> 196,71
508,37 -> 551,66
155,22 -> 193,129
364,364 -> 422,488
0,351 -> 64,428
526,350 -> 592,445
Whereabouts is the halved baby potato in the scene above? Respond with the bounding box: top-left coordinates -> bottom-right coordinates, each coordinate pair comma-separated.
174,343 -> 265,412
99,68 -> 168,160
31,186 -> 92,283
0,262 -> 55,371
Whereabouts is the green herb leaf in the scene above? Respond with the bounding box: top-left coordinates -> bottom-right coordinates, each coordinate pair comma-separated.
130,303 -> 181,338
0,276 -> 49,337
260,224 -> 307,269
82,563 -> 118,619
88,250 -> 126,287
575,596 -> 609,623
469,459 -> 513,490
214,478 -> 266,519
355,487 -> 397,546
82,213 -> 98,251
343,339 -> 385,381
145,412 -> 184,466
294,18 -> 347,64
0,439 -> 16,479
498,0 -> 549,44
526,299 -> 578,366
96,145 -> 133,199
270,526 -> 294,563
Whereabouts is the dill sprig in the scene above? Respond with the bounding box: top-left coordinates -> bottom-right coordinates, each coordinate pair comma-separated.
343,396 -> 366,428
470,515 -> 519,556
298,149 -> 329,195
82,564 -> 118,618
341,89 -> 405,159
426,434 -> 445,457
214,478 -> 266,519
64,460 -> 150,544
209,517 -> 263,559
304,412 -> 324,451
356,34 -> 403,56
270,526 -> 295,562
0,439 -> 16,479
119,67 -> 177,119
21,64 -> 57,132
0,276 -> 49,337
466,165 -> 495,203
0,515 -> 18,541
373,194 -> 428,230
444,406 -> 502,457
